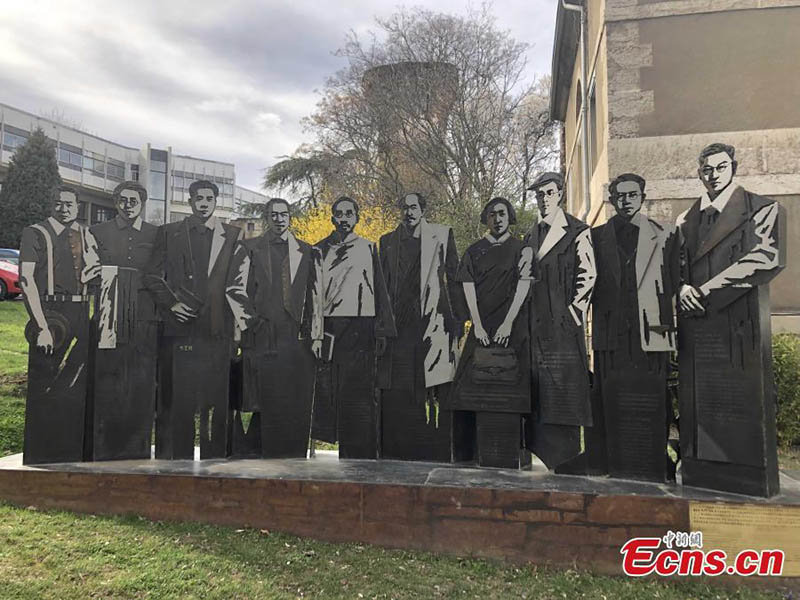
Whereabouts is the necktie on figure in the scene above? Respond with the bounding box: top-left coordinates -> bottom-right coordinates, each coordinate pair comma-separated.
538,222 -> 550,248
699,206 -> 719,240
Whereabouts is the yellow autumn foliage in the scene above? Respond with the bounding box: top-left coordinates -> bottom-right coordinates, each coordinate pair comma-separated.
291,202 -> 397,245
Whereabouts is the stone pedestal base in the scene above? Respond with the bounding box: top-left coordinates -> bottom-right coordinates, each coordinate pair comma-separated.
1,451 -> 798,586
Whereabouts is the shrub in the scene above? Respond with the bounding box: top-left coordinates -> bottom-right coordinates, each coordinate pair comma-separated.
291,202 -> 395,245
0,128 -> 61,248
774,333 -> 800,449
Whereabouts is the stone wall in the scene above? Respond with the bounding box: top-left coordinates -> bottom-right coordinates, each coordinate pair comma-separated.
606,0 -> 800,22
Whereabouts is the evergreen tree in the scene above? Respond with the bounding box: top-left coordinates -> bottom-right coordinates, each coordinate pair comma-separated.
0,128 -> 62,248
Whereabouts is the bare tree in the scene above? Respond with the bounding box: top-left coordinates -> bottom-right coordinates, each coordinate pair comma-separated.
265,4 -> 558,245
506,76 -> 559,212
38,108 -> 97,136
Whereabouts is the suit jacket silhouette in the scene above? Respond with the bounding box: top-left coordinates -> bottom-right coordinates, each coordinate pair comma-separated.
525,207 -> 596,426
592,212 -> 679,353
677,184 -> 786,496
378,220 -> 466,389
226,229 -> 315,344
145,215 -> 241,338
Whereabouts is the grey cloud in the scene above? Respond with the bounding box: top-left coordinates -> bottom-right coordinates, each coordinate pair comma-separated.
0,0 -> 555,190
153,3 -> 357,91
80,31 -> 200,107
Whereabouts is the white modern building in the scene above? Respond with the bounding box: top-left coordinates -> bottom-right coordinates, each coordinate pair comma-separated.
0,102 -> 268,225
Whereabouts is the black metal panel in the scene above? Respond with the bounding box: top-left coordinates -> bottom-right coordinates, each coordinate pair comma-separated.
23,302 -> 91,464
476,412 -> 528,469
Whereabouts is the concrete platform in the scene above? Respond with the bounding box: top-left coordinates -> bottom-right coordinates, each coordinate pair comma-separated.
1,451 -> 799,583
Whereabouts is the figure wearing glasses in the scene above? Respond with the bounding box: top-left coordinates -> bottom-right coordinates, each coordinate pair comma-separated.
90,181 -> 159,461
676,143 -> 786,496
523,172 -> 596,472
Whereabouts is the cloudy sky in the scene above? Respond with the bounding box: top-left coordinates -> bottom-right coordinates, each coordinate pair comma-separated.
0,1 -> 556,191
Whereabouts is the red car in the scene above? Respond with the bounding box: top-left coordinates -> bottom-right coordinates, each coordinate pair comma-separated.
0,259 -> 21,300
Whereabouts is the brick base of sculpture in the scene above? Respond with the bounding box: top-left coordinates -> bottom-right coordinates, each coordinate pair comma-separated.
1,451 -> 798,588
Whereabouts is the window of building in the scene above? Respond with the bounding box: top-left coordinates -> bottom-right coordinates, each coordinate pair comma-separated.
92,205 -> 115,224
83,152 -> 105,177
569,147 -> 583,216
149,149 -> 168,201
150,172 -> 166,201
57,142 -> 83,171
107,158 -> 125,181
131,164 -> 139,182
2,130 -> 29,152
589,79 -> 599,174
149,149 -> 168,205
58,149 -> 83,170
107,164 -> 124,180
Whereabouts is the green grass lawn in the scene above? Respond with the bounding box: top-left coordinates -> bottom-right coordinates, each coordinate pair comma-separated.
0,301 -> 27,457
0,300 -> 791,598
0,300 -> 28,376
0,503 -> 785,600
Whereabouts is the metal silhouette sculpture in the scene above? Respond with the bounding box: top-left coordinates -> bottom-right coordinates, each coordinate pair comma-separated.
523,172 -> 596,472
377,193 -> 470,462
145,180 -> 241,460
15,153 -> 788,502
677,143 -> 786,497
20,185 -> 101,464
226,198 -> 317,458
448,197 -> 534,469
586,173 -> 680,482
310,196 -> 396,459
90,181 -> 159,460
